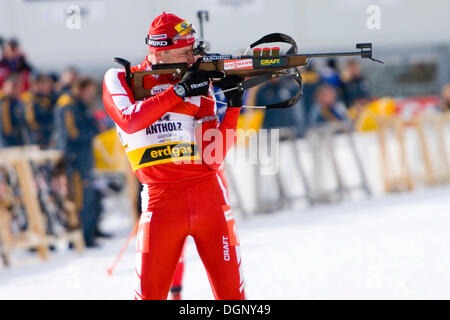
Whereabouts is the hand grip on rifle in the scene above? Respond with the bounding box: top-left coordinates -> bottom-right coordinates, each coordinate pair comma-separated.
214,75 -> 244,107
178,59 -> 224,97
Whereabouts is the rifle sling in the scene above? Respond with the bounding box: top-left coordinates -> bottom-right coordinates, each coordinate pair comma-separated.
235,73 -> 275,91
223,72 -> 303,109
265,73 -> 303,109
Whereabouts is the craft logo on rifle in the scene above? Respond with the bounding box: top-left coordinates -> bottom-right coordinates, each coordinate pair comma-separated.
223,59 -> 253,70
261,58 -> 281,66
255,58 -> 288,68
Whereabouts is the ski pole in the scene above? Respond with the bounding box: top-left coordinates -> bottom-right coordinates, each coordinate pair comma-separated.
107,221 -> 139,277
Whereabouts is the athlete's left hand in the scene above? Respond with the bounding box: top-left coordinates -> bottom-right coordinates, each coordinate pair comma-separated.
214,75 -> 244,107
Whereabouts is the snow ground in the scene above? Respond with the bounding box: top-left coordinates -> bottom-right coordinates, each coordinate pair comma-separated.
1,184 -> 450,300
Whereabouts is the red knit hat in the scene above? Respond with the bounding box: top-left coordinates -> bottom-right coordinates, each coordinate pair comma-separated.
146,12 -> 196,52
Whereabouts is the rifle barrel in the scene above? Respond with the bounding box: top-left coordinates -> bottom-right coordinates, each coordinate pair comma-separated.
303,51 -> 363,58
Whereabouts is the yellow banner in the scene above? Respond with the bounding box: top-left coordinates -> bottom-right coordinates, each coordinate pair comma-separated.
126,141 -> 200,171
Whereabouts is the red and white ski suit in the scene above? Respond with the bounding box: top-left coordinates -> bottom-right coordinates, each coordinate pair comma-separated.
103,57 -> 245,300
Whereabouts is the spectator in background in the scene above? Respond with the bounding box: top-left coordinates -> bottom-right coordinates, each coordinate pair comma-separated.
0,37 -> 6,88
93,109 -> 115,133
320,59 -> 341,88
309,84 -> 348,126
0,39 -> 32,91
440,83 -> 450,112
256,77 -> 304,136
51,67 -> 80,150
340,59 -> 371,109
301,63 -> 322,129
319,59 -> 347,105
54,77 -> 100,247
23,74 -> 55,148
56,67 -> 79,94
48,72 -> 61,105
0,73 -> 27,147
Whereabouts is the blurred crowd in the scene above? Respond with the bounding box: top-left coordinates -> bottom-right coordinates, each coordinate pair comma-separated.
252,58 -> 372,136
0,38 -> 114,248
253,58 -> 450,136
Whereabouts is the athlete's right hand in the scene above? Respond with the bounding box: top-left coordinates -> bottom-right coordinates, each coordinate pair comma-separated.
178,59 -> 224,97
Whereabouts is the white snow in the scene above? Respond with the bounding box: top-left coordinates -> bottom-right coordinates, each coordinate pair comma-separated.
1,184 -> 450,300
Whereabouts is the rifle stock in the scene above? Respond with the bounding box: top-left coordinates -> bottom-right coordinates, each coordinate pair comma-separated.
132,55 -> 308,100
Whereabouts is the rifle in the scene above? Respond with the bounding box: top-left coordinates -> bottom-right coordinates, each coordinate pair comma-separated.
114,33 -> 383,109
